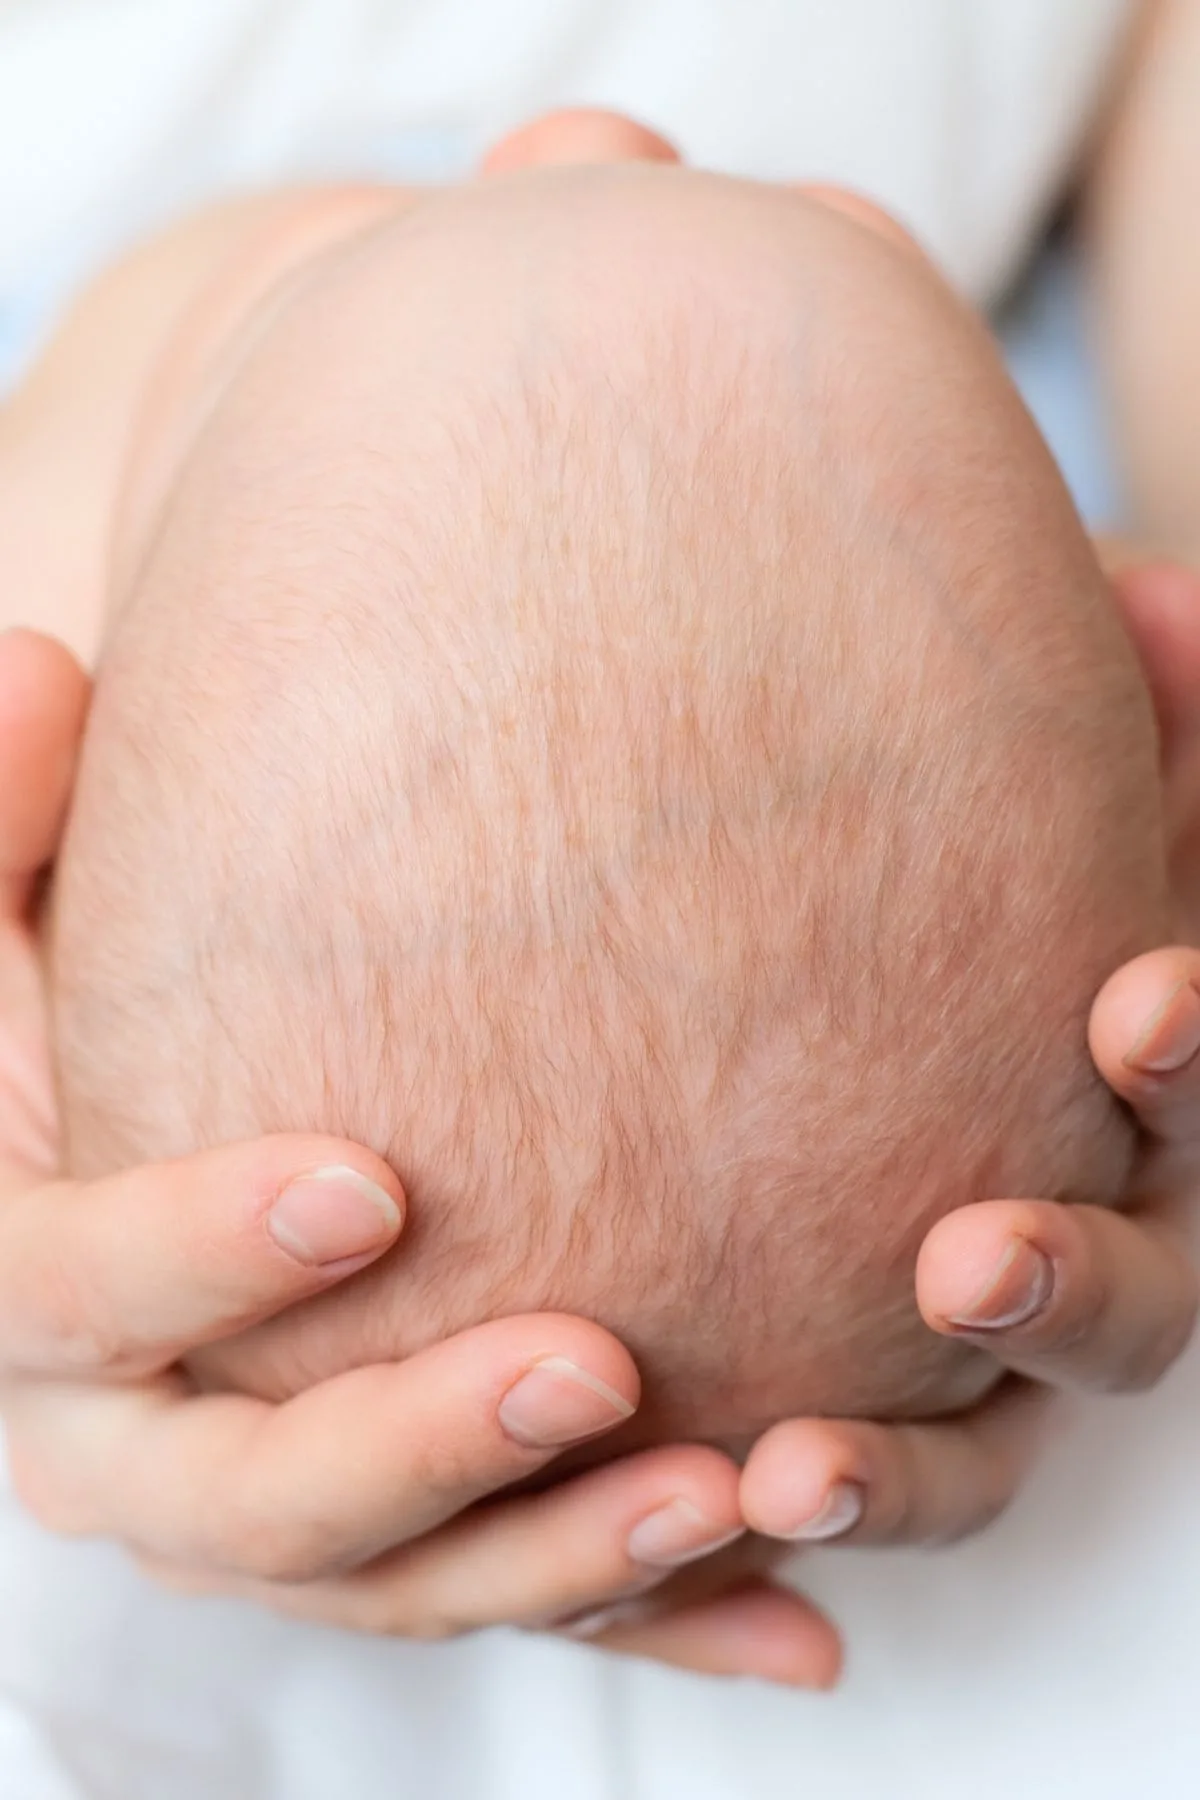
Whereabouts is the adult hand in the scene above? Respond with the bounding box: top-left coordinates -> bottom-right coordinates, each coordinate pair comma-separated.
738,551 -> 1200,1552
12,547 -> 1197,1691
0,628 -> 1055,1690
0,629 -> 830,1685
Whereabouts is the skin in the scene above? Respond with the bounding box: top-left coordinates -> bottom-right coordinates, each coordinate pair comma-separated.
0,97 -> 1198,1685
62,142 -> 1157,1441
1087,0 -> 1200,564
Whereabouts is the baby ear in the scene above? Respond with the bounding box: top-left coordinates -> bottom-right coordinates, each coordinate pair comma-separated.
1103,550 -> 1200,769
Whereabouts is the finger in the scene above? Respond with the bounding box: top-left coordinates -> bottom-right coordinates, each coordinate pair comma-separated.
137,1565 -> 840,1691
0,630 -> 90,916
577,1581 -> 843,1690
915,1197 -> 1198,1393
0,1139 -> 405,1377
1104,558 -> 1200,765
0,919 -> 57,1173
740,1381 -> 1046,1549
1089,947 -> 1200,1141
5,1315 -> 644,1576
138,1442 -> 744,1635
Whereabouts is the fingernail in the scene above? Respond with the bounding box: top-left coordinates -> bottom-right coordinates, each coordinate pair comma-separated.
498,1357 -> 635,1449
780,1480 -> 865,1542
1124,980 -> 1200,1074
267,1165 -> 402,1266
626,1499 -> 746,1568
947,1237 -> 1053,1331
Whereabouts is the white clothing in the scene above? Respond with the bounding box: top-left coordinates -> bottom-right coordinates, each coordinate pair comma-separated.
0,0 -> 1130,372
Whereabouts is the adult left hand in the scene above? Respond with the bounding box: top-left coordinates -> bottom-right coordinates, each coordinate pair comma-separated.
732,551 -> 1200,1560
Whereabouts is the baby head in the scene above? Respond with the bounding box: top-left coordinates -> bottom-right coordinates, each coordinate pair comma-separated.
51,164 -> 1165,1453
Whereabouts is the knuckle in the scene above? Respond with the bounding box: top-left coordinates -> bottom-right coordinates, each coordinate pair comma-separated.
49,1320 -> 128,1377
1037,1270 -> 1110,1361
210,1501 -> 343,1585
870,1434 -> 920,1542
1100,1296 -> 1199,1395
22,1256 -> 127,1375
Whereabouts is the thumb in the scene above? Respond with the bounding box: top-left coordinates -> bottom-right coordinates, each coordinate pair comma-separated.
0,630 -> 90,916
1106,557 -> 1200,767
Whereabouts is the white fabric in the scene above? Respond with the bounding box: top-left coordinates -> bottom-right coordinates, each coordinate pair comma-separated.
4,1 -> 1191,1796
0,0 -> 1130,339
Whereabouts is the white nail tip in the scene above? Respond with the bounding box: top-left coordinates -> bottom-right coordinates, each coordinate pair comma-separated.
785,1482 -> 865,1541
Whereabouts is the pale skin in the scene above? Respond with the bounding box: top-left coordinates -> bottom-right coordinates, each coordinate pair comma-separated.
2,55 -> 1200,1683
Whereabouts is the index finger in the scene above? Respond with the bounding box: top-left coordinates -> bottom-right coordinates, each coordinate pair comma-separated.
0,1137 -> 405,1378
6,1314 -> 646,1578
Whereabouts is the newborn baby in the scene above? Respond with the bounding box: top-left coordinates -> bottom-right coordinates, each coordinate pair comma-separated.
50,162 -> 1165,1457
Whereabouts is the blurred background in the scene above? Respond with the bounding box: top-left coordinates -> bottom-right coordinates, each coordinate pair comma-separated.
0,0 -> 1127,513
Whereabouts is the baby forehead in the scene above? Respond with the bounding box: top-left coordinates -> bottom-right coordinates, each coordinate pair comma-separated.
171,193 -> 1046,632
215,161 -> 996,456
125,155 -> 1118,767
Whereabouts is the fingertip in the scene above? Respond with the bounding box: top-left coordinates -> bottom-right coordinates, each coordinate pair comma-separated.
534,1318 -> 644,1419
721,1588 -> 845,1690
266,1164 -> 405,1272
702,1586 -> 846,1690
237,1136 -> 406,1225
636,1442 -> 745,1533
0,629 -> 91,883
0,626 -> 88,694
917,1199 -> 1197,1394
471,1313 -> 643,1424
593,1584 -> 844,1690
915,1202 -> 1048,1333
0,630 -> 90,765
1090,949 -> 1200,1087
740,1420 -> 859,1540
